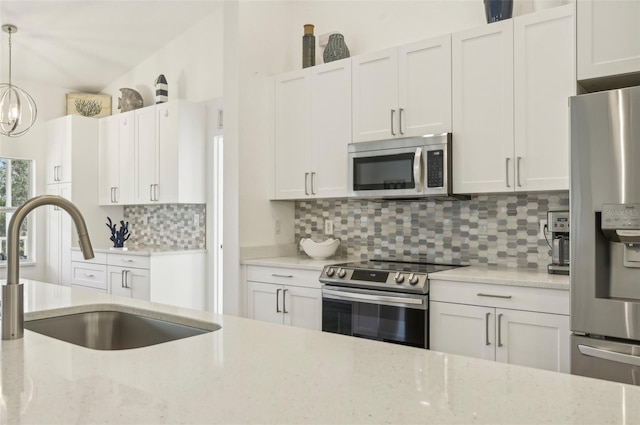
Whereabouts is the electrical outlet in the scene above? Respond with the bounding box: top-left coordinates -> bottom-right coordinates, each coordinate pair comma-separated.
193,214 -> 200,226
275,219 -> 281,235
539,219 -> 548,239
324,219 -> 334,234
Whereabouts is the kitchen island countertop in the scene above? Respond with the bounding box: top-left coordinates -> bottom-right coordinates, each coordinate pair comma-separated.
2,280 -> 636,424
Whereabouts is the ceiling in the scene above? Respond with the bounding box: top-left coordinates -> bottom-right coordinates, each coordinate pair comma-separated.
0,0 -> 221,92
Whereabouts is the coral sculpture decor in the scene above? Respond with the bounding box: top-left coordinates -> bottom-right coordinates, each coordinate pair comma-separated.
106,217 -> 131,248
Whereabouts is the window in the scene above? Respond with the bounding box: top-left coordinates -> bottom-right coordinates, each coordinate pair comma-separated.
0,158 -> 34,261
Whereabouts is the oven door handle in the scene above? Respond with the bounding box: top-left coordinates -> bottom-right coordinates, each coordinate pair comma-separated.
414,147 -> 424,193
323,288 -> 425,308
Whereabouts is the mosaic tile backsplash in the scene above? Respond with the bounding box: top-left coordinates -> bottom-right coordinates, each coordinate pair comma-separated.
295,192 -> 569,269
123,204 -> 206,249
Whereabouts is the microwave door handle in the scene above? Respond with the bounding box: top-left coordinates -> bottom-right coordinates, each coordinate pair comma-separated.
414,147 -> 424,193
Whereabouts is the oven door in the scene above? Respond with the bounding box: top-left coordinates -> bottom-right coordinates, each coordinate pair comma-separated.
322,285 -> 428,348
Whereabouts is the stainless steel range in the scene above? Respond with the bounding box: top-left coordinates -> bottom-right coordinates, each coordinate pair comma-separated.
319,260 -> 462,349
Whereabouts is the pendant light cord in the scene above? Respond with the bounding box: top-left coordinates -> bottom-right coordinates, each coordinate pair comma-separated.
7,28 -> 12,86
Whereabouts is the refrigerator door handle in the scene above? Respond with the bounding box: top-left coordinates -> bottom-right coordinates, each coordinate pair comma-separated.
578,344 -> 640,367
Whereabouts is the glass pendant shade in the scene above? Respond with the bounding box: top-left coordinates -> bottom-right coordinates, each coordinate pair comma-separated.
0,25 -> 37,138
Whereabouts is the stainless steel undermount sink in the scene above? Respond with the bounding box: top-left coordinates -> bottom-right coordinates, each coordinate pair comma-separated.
25,310 -> 220,350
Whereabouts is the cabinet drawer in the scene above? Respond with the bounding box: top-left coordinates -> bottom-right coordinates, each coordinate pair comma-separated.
71,250 -> 107,264
107,253 -> 150,269
71,262 -> 107,290
429,280 -> 569,315
246,266 -> 321,289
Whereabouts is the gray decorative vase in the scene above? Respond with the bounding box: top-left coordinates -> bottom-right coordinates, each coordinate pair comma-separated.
323,34 -> 350,63
118,88 -> 143,112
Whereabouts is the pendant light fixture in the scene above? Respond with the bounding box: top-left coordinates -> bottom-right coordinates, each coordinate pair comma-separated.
0,24 -> 37,137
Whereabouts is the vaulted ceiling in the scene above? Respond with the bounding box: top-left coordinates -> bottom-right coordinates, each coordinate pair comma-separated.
0,0 -> 220,92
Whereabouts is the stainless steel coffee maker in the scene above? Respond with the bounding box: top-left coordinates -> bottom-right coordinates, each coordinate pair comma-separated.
547,210 -> 569,275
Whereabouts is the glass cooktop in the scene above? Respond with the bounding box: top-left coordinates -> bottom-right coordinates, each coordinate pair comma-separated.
332,260 -> 464,274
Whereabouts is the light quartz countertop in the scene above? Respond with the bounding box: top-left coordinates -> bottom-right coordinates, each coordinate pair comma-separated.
2,280 -> 638,424
429,265 -> 570,290
71,246 -> 206,256
241,257 -> 569,290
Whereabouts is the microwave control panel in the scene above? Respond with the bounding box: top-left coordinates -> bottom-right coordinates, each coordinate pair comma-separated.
426,149 -> 444,188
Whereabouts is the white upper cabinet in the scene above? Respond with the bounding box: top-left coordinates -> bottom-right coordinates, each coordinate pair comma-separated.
453,6 -> 574,194
514,4 -> 575,192
578,0 -> 640,81
452,19 -> 514,194
46,115 -> 96,185
98,111 -> 135,205
274,59 -> 351,200
274,69 -> 312,199
98,100 -> 205,205
311,60 -> 351,198
352,35 -> 452,143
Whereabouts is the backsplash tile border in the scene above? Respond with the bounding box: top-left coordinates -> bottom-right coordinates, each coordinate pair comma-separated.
295,192 -> 569,269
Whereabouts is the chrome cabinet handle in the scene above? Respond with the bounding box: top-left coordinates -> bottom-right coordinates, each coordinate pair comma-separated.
485,312 -> 491,346
153,184 -> 159,201
84,273 -> 95,278
390,109 -> 396,136
53,166 -> 58,182
283,289 -> 288,314
110,187 -> 114,203
115,187 -> 119,203
517,156 -> 522,187
498,313 -> 504,347
121,259 -> 134,263
505,158 -> 510,188
310,172 -> 316,195
413,147 -> 424,193
272,274 -> 293,278
399,108 -> 404,135
477,293 -> 512,299
304,173 -> 310,196
276,288 -> 281,313
121,270 -> 125,288
150,184 -> 154,201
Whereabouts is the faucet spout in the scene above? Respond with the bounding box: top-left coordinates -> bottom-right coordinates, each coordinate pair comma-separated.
2,195 -> 94,340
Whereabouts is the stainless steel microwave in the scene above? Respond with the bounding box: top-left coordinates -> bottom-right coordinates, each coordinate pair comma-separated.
348,133 -> 453,198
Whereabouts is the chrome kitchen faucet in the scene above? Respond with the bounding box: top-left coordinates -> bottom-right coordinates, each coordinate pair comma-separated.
1,195 -> 95,340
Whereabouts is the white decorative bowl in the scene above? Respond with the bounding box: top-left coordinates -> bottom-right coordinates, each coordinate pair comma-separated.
299,238 -> 340,260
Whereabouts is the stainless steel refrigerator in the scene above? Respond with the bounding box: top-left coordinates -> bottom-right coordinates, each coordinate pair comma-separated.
571,85 -> 640,385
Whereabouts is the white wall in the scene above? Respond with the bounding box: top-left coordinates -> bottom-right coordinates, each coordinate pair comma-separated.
101,10 -> 224,107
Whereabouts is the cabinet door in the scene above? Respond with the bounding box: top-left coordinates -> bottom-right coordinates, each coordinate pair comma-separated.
282,286 -> 321,330
430,301 -> 495,361
246,281 -> 283,325
98,115 -> 119,205
514,5 -> 575,192
398,35 -> 452,137
352,48 -> 399,143
135,107 -> 158,204
495,309 -> 570,373
109,266 -> 150,300
46,117 -> 67,184
452,20 -> 514,194
274,70 -> 312,199
46,183 -> 72,285
311,60 -> 351,198
577,0 -> 640,80
156,102 -> 178,203
118,112 -> 136,204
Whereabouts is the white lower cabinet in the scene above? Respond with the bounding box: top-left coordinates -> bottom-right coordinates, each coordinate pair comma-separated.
109,265 -> 150,300
71,250 -> 206,309
429,280 -> 570,373
245,265 -> 322,331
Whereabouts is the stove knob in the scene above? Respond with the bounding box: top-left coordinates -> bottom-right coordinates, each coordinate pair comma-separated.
326,267 -> 335,277
408,273 -> 419,286
337,268 -> 347,278
394,272 -> 405,284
